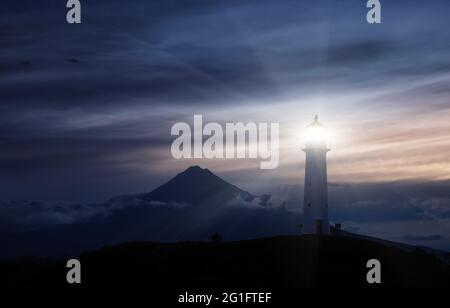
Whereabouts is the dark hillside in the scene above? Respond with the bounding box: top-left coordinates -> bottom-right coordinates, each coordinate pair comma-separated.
2,235 -> 449,287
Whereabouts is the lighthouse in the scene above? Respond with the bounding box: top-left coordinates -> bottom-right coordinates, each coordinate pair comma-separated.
302,115 -> 330,235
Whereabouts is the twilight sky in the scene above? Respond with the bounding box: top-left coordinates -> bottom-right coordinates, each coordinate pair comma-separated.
1,0 -> 450,249
2,0 -> 450,199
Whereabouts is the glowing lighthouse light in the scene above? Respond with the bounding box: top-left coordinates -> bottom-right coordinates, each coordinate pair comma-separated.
305,116 -> 329,148
302,115 -> 330,235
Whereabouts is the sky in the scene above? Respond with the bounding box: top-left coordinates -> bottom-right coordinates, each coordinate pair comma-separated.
1,1 -> 450,249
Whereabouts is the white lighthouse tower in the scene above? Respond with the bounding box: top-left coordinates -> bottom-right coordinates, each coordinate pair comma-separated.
302,115 -> 330,235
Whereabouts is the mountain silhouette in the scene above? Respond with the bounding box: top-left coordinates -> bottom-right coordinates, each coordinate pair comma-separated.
0,166 -> 299,258
1,166 -> 450,287
3,165 -> 446,266
143,166 -> 254,205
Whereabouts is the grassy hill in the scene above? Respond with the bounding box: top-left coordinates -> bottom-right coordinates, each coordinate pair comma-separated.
1,235 -> 449,287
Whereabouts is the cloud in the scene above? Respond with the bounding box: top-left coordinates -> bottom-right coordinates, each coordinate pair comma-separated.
408,198 -> 450,220
226,193 -> 289,209
333,196 -> 450,223
0,195 -> 190,233
266,181 -> 450,223
343,226 -> 360,233
0,200 -> 103,233
403,234 -> 445,241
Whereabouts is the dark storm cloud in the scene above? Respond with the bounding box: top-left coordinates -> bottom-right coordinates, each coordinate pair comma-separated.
0,0 -> 284,112
0,136 -> 168,173
325,40 -> 393,65
1,0 -> 450,203
2,0 -> 449,113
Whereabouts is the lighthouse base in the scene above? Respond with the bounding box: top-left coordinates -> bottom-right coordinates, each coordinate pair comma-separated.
301,219 -> 330,235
